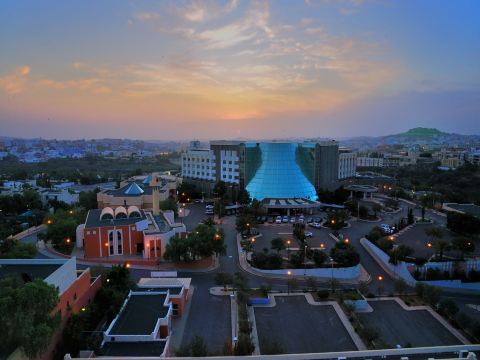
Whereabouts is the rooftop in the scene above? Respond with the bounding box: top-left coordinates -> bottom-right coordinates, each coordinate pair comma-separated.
84,208 -> 147,228
136,286 -> 183,295
0,264 -> 61,281
109,294 -> 170,335
101,341 -> 166,357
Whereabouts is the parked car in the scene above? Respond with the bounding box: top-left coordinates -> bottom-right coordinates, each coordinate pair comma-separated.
309,222 -> 322,229
268,217 -> 275,224
314,217 -> 321,223
282,216 -> 289,223
305,231 -> 313,238
290,217 -> 296,223
275,216 -> 282,224
307,217 -> 313,224
256,216 -> 265,224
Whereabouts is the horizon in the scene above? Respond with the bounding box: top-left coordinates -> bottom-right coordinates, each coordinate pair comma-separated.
1,126 -> 479,143
1,0 -> 480,139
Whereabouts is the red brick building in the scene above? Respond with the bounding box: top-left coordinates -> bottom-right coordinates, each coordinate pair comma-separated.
0,258 -> 102,360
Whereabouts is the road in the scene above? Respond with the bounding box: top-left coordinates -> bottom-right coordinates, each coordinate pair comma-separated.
30,200 -> 479,353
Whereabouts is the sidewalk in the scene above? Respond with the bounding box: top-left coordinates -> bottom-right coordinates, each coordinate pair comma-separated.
37,241 -> 219,272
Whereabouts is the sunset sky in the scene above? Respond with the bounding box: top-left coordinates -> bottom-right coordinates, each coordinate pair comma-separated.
1,0 -> 479,140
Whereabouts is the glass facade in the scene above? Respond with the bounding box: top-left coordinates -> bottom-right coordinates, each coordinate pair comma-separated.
245,142 -> 318,201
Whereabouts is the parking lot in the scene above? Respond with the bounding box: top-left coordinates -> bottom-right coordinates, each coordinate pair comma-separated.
254,296 -> 357,354
358,300 -> 462,348
251,223 -> 337,256
394,224 -> 468,259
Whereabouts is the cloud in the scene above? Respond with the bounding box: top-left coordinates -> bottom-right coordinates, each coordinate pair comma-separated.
175,0 -> 239,23
305,27 -> 323,35
196,1 -> 273,49
0,66 -> 31,95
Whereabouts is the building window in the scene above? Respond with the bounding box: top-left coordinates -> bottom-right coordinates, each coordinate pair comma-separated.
117,230 -> 123,255
86,231 -> 90,235
109,231 -> 114,256
93,230 -> 96,235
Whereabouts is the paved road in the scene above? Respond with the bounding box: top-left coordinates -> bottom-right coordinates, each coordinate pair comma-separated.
39,198 -> 479,353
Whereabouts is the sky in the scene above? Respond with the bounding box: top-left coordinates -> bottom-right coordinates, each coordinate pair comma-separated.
0,0 -> 479,140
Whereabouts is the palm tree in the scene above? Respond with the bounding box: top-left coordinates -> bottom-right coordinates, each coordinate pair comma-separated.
425,226 -> 447,259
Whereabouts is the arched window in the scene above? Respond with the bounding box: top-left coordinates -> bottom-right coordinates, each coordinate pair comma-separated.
109,231 -> 114,255
116,230 -> 123,255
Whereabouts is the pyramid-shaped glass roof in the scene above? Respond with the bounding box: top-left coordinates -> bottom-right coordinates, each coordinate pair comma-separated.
124,182 -> 145,195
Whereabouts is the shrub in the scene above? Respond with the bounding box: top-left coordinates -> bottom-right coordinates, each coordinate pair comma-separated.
317,289 -> 329,300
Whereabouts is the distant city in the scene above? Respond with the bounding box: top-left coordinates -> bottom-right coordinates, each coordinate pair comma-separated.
1,127 -> 479,168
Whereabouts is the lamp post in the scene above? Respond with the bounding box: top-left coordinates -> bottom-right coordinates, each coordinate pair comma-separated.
329,257 -> 334,292
287,270 -> 292,294
286,240 -> 291,261
304,245 -> 307,277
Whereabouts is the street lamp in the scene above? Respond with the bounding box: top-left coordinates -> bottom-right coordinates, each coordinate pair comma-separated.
286,240 -> 291,261
329,257 -> 335,292
320,243 -> 325,250
287,270 -> 292,294
304,245 -> 307,277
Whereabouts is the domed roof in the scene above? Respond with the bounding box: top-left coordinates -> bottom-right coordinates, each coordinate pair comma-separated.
124,182 -> 144,195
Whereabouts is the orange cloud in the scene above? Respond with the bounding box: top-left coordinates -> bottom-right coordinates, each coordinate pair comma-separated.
0,66 -> 31,95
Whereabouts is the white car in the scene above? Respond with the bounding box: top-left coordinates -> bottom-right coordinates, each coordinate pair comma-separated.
282,216 -> 289,223
305,231 -> 313,238
290,217 -> 296,223
275,216 -> 282,224
310,222 -> 322,228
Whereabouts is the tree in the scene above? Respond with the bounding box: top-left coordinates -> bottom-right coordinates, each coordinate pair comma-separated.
215,272 -> 233,291
306,277 -> 318,291
425,227 -> 447,260
423,284 -> 442,306
190,335 -> 208,357
0,277 -> 60,358
438,299 -> 459,318
371,203 -> 382,217
451,236 -> 475,259
358,205 -> 368,219
330,242 -> 360,267
270,237 -> 285,253
78,190 -> 98,210
159,197 -> 178,216
213,181 -> 228,199
407,208 -> 414,224
293,223 -> 306,242
234,333 -> 254,355
311,249 -> 327,267
389,244 -> 414,264
0,239 -> 36,259
45,210 -> 77,253
236,213 -> 256,233
237,189 -> 251,205
447,211 -> 480,235
394,278 -> 407,295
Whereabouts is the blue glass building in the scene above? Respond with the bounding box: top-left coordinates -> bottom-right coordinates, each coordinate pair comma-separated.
245,142 -> 318,201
